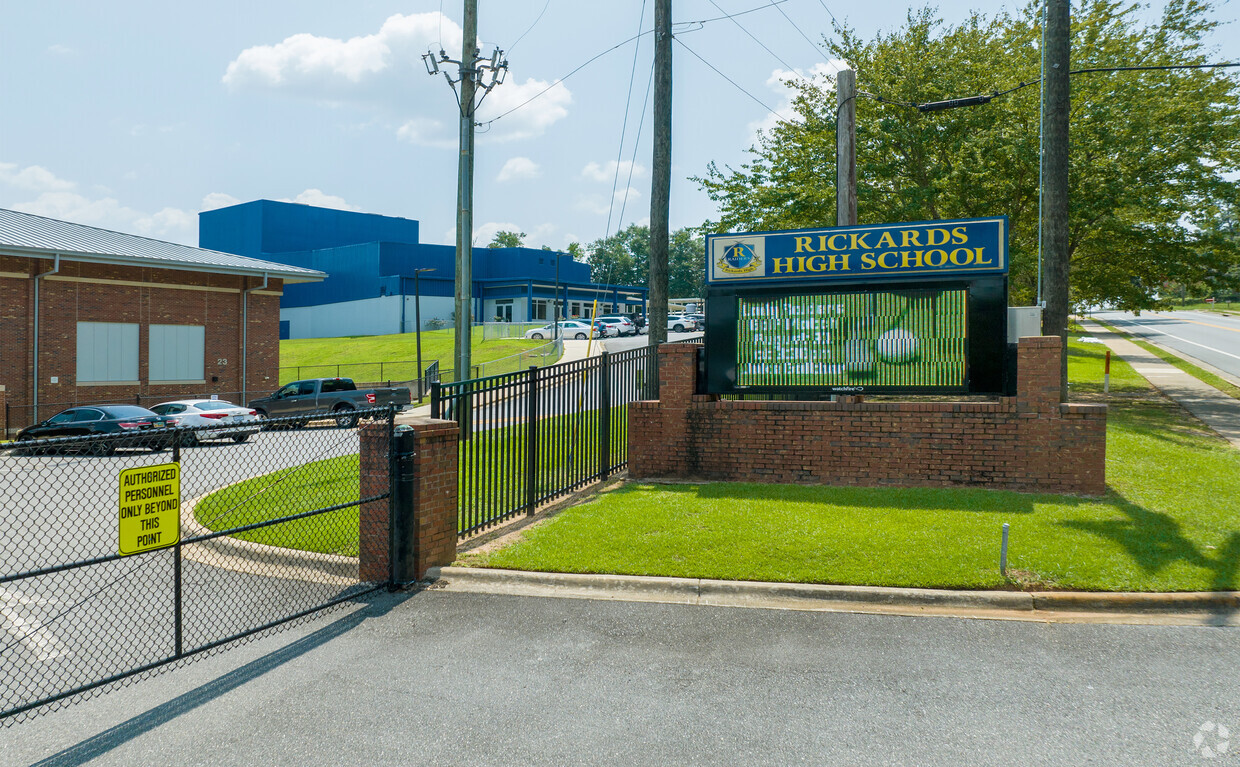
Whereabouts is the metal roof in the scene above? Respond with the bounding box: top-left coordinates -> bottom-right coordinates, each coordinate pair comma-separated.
0,207 -> 325,283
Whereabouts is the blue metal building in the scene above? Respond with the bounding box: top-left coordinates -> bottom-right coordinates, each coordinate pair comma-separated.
198,200 -> 647,339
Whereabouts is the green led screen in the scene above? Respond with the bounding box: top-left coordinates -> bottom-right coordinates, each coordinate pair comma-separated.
736,287 -> 968,388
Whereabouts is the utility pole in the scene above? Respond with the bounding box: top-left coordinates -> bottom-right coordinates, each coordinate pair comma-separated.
1041,0 -> 1070,398
648,0 -> 672,347
836,68 -> 857,227
423,1 -> 507,386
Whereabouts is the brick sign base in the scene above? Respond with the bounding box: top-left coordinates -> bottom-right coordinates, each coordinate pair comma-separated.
629,338 -> 1106,495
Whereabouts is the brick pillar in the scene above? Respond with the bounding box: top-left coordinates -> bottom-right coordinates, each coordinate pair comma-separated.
1016,336 -> 1063,414
358,416 -> 459,584
358,421 -> 392,583
658,344 -> 699,406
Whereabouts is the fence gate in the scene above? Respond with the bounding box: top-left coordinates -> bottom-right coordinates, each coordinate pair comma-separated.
0,409 -> 397,724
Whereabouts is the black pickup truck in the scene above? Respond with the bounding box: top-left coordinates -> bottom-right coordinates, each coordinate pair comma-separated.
248,378 -> 411,428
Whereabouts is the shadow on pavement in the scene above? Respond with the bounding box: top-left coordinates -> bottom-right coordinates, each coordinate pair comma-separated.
33,590 -> 414,767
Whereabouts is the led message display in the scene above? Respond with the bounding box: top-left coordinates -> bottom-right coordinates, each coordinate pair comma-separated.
736,287 -> 968,389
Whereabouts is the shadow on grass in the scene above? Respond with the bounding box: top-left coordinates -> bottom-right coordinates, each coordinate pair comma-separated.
1058,489 -> 1240,623
622,479 -> 1103,516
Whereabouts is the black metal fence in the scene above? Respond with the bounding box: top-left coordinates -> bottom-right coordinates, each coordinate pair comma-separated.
0,408 -> 395,724
431,345 -> 658,537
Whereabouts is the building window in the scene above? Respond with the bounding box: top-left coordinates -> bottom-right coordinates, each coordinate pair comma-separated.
149,324 -> 205,382
77,322 -> 139,383
533,300 -> 549,320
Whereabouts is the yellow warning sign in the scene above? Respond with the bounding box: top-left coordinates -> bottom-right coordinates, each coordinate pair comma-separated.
118,462 -> 181,556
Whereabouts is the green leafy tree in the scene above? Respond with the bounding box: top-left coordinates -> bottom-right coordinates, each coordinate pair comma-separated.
695,1 -> 1240,310
487,230 -> 526,248
586,225 -> 704,293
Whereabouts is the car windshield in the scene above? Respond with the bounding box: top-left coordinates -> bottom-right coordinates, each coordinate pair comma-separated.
195,401 -> 239,411
99,406 -> 157,418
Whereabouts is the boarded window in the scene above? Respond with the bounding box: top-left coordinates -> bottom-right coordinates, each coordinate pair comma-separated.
149,324 -> 205,382
77,322 -> 139,383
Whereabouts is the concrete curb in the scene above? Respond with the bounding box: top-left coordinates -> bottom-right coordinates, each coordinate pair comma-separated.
438,567 -> 1240,617
181,493 -> 359,585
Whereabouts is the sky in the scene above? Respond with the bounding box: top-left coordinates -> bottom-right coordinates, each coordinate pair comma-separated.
1,1 -> 1236,253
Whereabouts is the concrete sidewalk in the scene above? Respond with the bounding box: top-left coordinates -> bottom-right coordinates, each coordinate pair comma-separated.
1077,318 -> 1240,449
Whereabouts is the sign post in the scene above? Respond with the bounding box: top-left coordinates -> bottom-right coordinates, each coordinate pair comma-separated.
118,463 -> 181,556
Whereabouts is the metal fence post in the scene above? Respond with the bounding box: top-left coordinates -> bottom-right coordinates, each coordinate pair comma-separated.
525,364 -> 539,515
387,408 -> 418,588
599,350 -> 611,478
430,381 -> 441,419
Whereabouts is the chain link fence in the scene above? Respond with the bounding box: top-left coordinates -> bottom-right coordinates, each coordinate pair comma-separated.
0,408 -> 395,724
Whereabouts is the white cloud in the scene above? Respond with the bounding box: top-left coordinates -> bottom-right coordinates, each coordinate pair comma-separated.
11,192 -> 195,244
279,188 -> 360,211
575,187 -> 643,216
46,44 -> 74,56
581,160 -> 646,183
750,60 -> 849,136
472,221 -> 523,246
224,13 -> 570,144
201,192 -> 241,211
497,157 -> 540,183
0,162 -> 76,192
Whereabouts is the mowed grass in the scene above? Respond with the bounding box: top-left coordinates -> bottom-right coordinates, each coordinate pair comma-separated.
468,334 -> 1240,591
279,327 -> 558,383
193,456 -> 361,556
1091,319 -> 1240,401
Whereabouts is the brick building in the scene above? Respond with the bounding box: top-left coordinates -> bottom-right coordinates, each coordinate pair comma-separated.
0,208 -> 324,434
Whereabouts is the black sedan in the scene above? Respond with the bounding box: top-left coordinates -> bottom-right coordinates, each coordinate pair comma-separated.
13,405 -> 179,456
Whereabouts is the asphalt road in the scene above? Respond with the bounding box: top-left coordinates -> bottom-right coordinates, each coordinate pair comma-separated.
0,422 -> 371,721
3,590 -> 1238,766
1092,310 -> 1240,381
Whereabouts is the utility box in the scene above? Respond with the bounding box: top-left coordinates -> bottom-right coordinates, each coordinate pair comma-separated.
1008,306 -> 1043,343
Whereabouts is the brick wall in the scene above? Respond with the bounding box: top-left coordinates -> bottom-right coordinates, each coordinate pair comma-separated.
0,256 -> 282,429
629,337 -> 1107,495
359,416 -> 459,583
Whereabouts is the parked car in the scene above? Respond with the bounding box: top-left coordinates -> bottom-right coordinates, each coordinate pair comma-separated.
524,320 -> 597,340
150,399 -> 261,446
248,378 -> 412,428
13,405 -> 177,455
686,313 -> 706,329
667,314 -> 699,333
595,315 -> 638,336
592,319 -> 618,338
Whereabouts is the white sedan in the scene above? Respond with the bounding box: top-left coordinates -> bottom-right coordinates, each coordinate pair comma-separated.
150,399 -> 261,446
524,320 -> 599,340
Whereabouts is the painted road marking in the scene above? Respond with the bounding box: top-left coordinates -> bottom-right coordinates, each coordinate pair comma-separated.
1120,320 -> 1240,362
0,586 -> 70,661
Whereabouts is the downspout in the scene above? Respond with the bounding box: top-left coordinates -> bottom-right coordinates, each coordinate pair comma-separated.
241,272 -> 269,406
32,254 -> 61,424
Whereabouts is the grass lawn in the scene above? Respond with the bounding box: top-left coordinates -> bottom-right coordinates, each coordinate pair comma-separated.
279,327 -> 559,384
193,456 -> 361,556
466,334 -> 1240,592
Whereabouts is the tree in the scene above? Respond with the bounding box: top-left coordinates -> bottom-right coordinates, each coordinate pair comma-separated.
695,1 -> 1240,311
487,230 -> 526,248
586,224 -> 704,294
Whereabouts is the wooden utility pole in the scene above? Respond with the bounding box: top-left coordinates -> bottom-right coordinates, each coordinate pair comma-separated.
836,68 -> 857,227
648,0 -> 671,346
1041,0 -> 1070,398
454,0 -> 478,384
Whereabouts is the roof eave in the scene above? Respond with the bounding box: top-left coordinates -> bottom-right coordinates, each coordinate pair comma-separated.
0,245 -> 326,283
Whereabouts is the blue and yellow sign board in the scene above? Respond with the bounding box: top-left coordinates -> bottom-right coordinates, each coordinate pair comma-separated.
706,216 -> 1007,285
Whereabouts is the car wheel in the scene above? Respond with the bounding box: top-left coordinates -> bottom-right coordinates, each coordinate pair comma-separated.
232,434 -> 250,444
254,411 -> 271,431
531,332 -> 544,340
91,440 -> 115,457
181,431 -> 199,448
333,405 -> 359,429
575,332 -> 587,340
673,324 -> 685,332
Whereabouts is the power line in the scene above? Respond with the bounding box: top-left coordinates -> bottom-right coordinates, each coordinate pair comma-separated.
478,0 -> 798,128
815,0 -> 840,30
674,37 -> 782,117
506,0 -> 553,55
771,1 -> 826,59
617,61 -> 656,232
606,0 -> 650,238
706,0 -> 800,74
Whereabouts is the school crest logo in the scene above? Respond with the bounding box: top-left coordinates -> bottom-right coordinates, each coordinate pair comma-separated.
712,236 -> 766,279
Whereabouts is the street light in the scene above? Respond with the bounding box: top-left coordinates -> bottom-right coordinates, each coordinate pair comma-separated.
413,267 -> 435,403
